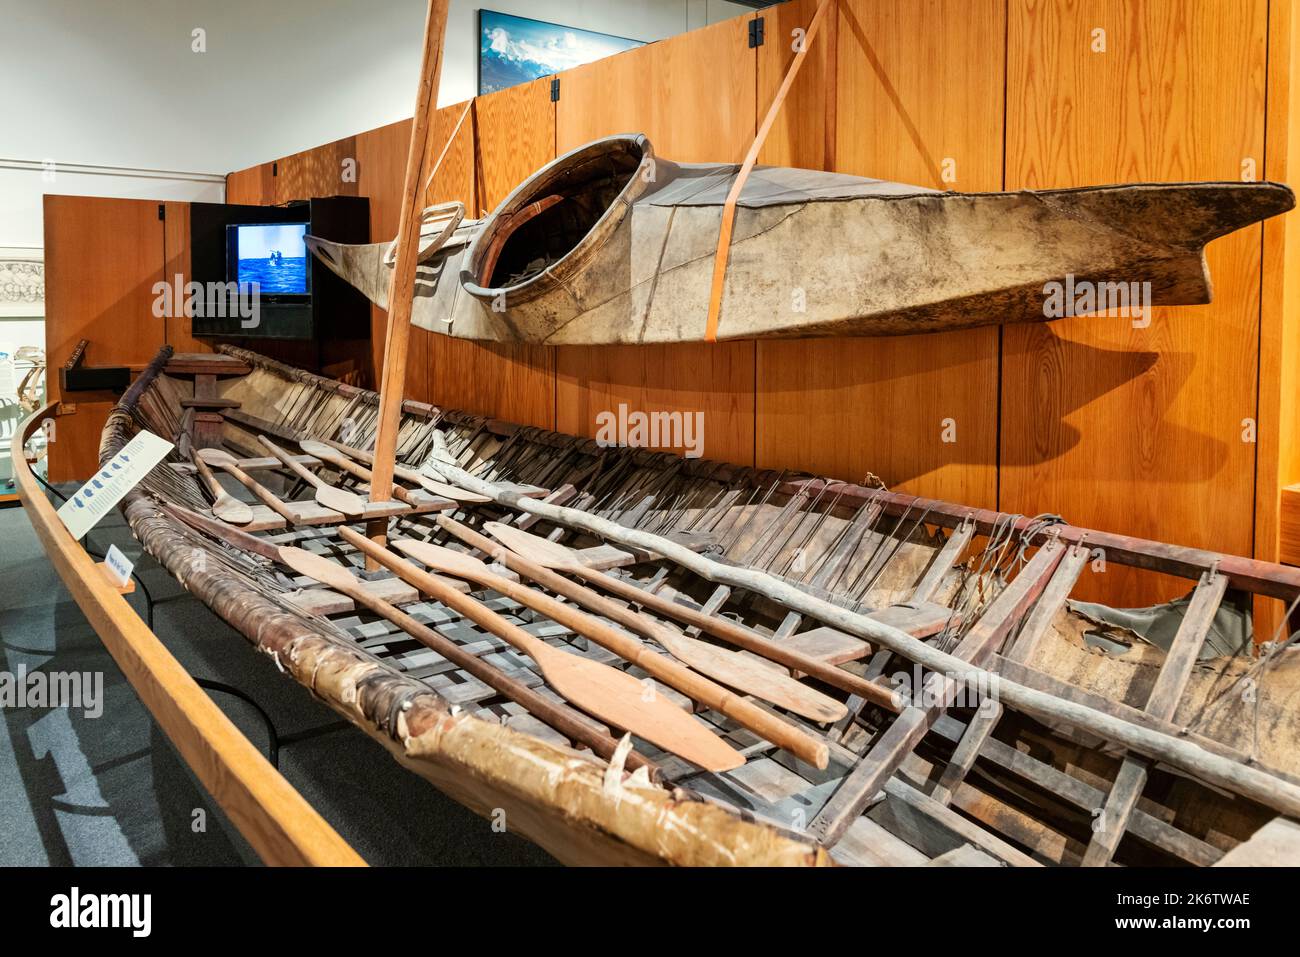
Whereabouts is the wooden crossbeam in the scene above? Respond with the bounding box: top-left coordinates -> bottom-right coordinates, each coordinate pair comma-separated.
911,518 -> 975,603
831,519 -> 976,744
808,539 -> 1066,846
771,499 -> 883,640
1081,568 -> 1228,866
930,544 -> 1089,805
928,716 -> 1222,865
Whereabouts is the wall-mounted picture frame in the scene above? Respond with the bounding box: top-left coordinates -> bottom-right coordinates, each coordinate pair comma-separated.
0,247 -> 44,319
478,9 -> 644,95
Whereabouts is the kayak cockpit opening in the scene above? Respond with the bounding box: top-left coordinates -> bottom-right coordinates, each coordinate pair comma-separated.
464,134 -> 649,293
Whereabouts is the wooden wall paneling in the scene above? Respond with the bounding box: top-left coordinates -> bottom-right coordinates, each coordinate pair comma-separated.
475,76 -> 556,213
554,14 -> 758,465
755,0 -> 833,172
1002,0 -> 1269,606
272,136 -> 359,205
1256,0 -> 1300,636
754,0 -> 1005,507
44,195 -> 167,480
406,101 -> 477,406
161,201 -> 209,354
355,118 -> 414,388
411,78 -> 560,431
229,135 -> 371,377
225,163 -> 274,205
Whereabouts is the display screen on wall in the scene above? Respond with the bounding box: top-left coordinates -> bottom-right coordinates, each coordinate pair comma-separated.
478,10 -> 644,95
226,223 -> 309,296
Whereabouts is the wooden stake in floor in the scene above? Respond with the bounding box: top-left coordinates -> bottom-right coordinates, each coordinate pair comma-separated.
366,0 -> 450,567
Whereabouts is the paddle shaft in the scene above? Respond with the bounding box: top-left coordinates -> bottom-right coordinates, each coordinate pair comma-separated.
431,519 -> 829,768
504,531 -> 898,712
161,502 -> 281,561
259,435 -> 328,490
326,439 -> 485,501
336,528 -> 739,769
326,439 -> 421,484
297,551 -> 659,777
308,445 -> 417,506
192,454 -> 227,502
211,458 -> 297,522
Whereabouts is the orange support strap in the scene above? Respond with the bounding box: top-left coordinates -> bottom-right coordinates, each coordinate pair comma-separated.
704,0 -> 834,343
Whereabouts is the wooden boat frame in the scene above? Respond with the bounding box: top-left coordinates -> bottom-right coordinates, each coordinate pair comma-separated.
17,342 -> 1300,866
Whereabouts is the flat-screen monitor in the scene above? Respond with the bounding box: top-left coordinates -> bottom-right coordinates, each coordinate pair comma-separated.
226,222 -> 310,298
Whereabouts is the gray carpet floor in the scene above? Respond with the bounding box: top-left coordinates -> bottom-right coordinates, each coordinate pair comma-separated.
0,495 -> 555,866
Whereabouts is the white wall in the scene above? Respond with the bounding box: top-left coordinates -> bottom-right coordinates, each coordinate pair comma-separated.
0,0 -> 750,243
0,0 -> 750,385
0,0 -> 750,178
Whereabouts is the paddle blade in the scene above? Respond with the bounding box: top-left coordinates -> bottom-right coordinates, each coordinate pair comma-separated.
663,636 -> 847,723
211,494 -> 254,525
197,448 -> 238,467
277,546 -> 360,592
536,645 -> 744,773
314,484 -> 369,517
391,538 -> 489,579
297,439 -> 339,460
414,475 -> 492,503
482,521 -> 579,569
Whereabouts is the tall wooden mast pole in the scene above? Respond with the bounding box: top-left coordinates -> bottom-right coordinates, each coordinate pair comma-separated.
366,0 -> 449,565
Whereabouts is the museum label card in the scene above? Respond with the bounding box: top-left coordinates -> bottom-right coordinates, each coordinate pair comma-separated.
56,430 -> 174,540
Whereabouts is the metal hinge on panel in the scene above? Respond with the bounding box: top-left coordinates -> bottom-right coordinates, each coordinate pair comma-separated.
749,16 -> 765,48
157,203 -> 165,221
550,77 -> 560,102
272,161 -> 278,176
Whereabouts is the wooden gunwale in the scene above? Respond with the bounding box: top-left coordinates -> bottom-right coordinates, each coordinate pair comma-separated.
12,366 -> 364,866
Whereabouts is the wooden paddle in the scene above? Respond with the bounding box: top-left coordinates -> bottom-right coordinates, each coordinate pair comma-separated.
483,520 -> 899,711
191,451 -> 253,524
380,533 -> 829,768
333,528 -> 743,772
273,544 -> 661,778
298,440 -> 419,506
198,448 -> 299,523
257,435 -> 368,517
324,439 -> 490,503
161,501 -> 280,560
418,525 -> 846,723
